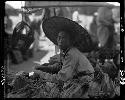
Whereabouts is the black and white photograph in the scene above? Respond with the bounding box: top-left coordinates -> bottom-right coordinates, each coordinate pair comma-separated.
3,1 -> 121,98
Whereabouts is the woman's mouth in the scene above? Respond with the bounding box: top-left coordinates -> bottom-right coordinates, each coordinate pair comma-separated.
58,42 -> 62,45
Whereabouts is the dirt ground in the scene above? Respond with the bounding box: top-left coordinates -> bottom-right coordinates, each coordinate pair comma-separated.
7,49 -> 48,74
6,37 -> 56,74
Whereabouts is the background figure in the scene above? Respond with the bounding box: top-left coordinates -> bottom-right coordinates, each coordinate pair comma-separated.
4,13 -> 13,34
30,19 -> 42,37
89,12 -> 98,44
55,7 -> 64,17
4,13 -> 13,61
42,8 -> 51,21
112,7 -> 120,23
96,7 -> 115,48
30,10 -> 45,52
55,7 -> 72,19
72,10 -> 81,23
72,10 -> 79,22
112,7 -> 120,50
33,30 -> 40,52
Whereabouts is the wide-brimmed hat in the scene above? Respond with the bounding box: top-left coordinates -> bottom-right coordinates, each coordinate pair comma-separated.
42,16 -> 96,52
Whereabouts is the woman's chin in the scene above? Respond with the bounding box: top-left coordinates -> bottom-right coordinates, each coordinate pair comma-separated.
59,46 -> 64,49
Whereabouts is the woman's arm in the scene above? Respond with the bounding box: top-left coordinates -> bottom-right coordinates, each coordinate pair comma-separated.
47,53 -> 77,82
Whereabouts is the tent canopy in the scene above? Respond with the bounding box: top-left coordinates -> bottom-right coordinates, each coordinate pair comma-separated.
24,1 -> 116,8
23,1 -> 119,16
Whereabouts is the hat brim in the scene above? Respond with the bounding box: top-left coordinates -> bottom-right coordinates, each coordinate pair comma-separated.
42,16 -> 94,52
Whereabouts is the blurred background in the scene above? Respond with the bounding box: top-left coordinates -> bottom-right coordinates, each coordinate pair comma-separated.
4,1 -> 120,74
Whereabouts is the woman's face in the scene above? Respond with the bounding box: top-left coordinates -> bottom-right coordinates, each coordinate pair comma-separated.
57,31 -> 71,50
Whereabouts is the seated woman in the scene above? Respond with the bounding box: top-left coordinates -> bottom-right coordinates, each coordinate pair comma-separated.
33,16 -> 95,98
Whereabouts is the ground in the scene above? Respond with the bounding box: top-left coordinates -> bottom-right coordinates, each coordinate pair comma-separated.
7,38 -> 55,74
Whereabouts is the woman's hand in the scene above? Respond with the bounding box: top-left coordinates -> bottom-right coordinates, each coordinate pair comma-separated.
33,70 -> 46,79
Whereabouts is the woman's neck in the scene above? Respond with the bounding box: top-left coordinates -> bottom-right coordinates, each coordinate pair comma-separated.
61,47 -> 72,54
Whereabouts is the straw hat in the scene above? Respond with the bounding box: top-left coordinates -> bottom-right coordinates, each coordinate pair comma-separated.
42,16 -> 95,52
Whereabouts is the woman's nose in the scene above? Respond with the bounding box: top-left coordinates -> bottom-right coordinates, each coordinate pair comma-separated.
58,40 -> 62,44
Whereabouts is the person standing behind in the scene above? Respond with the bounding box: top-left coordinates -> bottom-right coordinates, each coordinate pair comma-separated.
112,7 -> 120,50
30,9 -> 45,52
30,19 -> 41,52
4,13 -> 13,62
89,12 -> 98,44
96,7 -> 115,49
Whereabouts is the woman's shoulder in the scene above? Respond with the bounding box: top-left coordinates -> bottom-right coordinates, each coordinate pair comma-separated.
67,47 -> 80,57
69,47 -> 90,58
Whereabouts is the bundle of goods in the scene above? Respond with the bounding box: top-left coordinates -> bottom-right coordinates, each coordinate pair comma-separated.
6,71 -> 16,84
86,47 -> 120,98
34,54 -> 62,74
7,71 -> 53,98
6,46 -> 120,98
97,47 -> 119,65
88,63 -> 120,98
6,54 -> 62,98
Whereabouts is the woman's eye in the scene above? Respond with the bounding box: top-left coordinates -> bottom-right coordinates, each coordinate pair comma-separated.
58,37 -> 61,40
